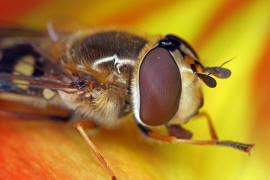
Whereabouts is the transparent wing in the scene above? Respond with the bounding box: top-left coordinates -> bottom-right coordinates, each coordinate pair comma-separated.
0,28 -> 73,119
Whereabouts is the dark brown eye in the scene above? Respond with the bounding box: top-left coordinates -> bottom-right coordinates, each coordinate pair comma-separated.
139,47 -> 181,126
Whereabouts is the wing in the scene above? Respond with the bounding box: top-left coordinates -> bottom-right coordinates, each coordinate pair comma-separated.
0,27 -> 72,119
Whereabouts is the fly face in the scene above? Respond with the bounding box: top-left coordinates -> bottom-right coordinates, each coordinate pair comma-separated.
132,34 -> 232,126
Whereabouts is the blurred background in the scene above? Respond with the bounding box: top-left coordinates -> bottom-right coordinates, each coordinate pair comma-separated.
0,0 -> 269,179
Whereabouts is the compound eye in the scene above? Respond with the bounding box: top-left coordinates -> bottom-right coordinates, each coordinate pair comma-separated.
139,47 -> 181,126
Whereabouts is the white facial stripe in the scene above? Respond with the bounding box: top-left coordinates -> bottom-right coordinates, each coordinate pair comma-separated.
132,49 -> 147,126
133,71 -> 150,127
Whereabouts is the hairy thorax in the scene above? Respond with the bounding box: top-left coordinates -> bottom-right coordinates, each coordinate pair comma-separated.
55,30 -> 148,127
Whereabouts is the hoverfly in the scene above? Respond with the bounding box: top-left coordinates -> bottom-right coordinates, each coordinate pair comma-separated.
0,21 -> 254,180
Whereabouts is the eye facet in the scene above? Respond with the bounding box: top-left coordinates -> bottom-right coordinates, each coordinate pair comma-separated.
138,47 -> 181,126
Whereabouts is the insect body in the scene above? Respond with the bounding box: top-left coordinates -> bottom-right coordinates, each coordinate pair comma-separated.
0,24 -> 254,180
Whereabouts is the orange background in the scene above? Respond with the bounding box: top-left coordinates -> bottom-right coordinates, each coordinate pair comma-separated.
0,0 -> 270,179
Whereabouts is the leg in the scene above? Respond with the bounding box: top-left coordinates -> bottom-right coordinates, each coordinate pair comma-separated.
166,124 -> 193,139
75,122 -> 116,180
137,123 -> 254,154
167,112 -> 218,140
194,111 -> 218,140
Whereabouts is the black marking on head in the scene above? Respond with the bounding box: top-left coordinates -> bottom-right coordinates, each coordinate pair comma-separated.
158,36 -> 180,51
165,34 -> 199,58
